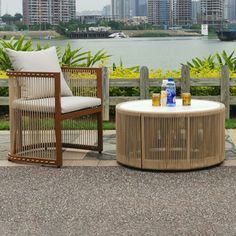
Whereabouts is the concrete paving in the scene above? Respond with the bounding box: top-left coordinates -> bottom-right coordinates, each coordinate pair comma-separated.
0,130 -> 236,166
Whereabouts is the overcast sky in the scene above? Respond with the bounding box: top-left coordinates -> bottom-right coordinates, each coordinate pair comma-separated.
1,0 -> 111,15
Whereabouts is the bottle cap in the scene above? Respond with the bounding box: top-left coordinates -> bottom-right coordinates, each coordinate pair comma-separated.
162,79 -> 168,85
168,78 -> 174,82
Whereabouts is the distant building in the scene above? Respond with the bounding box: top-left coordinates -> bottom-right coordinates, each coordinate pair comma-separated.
129,16 -> 148,24
77,15 -> 112,25
88,26 -> 111,32
112,0 -> 133,20
171,0 -> 192,26
112,0 -> 147,20
224,0 -> 229,21
201,0 -> 224,26
102,5 -> 111,16
133,0 -> 148,16
148,0 -> 170,26
23,0 -> 76,25
192,0 -> 201,24
78,10 -> 102,16
224,0 -> 236,23
148,0 -> 192,27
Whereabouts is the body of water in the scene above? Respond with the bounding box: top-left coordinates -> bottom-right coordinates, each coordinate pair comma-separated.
36,36 -> 236,70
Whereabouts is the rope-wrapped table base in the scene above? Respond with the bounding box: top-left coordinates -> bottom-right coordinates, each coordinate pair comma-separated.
116,99 -> 225,170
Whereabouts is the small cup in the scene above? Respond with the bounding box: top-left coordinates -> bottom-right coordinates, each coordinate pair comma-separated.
182,93 -> 191,106
152,93 -> 161,106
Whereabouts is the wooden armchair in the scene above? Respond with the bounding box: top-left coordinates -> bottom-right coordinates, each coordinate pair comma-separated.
7,67 -> 103,167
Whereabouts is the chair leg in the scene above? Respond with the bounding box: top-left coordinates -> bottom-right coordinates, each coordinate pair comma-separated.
11,110 -> 18,155
97,111 -> 103,153
55,120 -> 63,167
13,110 -> 23,154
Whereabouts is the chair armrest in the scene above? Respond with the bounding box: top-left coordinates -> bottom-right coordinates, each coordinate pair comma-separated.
61,67 -> 102,100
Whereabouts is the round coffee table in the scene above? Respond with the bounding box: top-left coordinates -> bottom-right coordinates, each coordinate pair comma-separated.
116,99 -> 225,170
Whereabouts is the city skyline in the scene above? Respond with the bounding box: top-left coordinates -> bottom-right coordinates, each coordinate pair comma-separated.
1,0 -> 110,15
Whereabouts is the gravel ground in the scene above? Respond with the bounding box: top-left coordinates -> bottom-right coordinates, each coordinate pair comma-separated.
0,166 -> 236,235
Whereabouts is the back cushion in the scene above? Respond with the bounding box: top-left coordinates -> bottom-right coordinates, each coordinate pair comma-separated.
6,47 -> 72,99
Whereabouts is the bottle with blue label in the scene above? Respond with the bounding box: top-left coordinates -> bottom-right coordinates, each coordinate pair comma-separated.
166,78 -> 176,107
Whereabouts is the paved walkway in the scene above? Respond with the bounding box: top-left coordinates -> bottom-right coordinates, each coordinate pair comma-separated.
0,130 -> 236,167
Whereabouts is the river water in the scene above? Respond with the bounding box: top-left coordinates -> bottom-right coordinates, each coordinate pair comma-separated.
35,36 -> 236,70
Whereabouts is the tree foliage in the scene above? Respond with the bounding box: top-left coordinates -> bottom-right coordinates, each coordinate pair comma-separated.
1,13 -> 23,25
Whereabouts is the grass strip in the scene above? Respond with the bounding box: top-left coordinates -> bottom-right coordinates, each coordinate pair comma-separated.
1,120 -> 236,130
0,121 -> 116,130
225,119 -> 236,129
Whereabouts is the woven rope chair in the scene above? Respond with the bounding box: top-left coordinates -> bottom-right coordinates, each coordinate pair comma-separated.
7,67 -> 103,167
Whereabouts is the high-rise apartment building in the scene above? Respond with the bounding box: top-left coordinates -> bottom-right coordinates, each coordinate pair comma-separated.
171,0 -> 192,26
201,0 -> 223,26
192,0 -> 201,24
134,0 -> 147,16
224,0 -> 236,22
112,0 -> 132,20
148,0 -> 170,25
112,0 -> 147,20
23,0 -> 76,25
148,0 -> 192,26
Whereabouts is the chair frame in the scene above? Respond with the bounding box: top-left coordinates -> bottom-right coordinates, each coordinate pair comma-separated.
7,67 -> 103,167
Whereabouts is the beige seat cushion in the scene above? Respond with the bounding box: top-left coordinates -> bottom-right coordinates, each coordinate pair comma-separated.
6,47 -> 73,99
12,96 -> 101,114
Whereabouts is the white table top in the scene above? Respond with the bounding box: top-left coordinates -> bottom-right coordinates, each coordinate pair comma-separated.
116,99 -> 225,115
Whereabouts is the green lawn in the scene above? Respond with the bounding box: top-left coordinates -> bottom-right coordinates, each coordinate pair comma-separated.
0,121 -> 9,130
0,121 -> 116,130
225,119 -> 236,129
